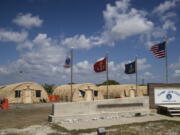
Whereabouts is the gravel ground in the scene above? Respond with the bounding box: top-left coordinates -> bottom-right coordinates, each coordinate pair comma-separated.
0,103 -> 52,129
57,113 -> 180,130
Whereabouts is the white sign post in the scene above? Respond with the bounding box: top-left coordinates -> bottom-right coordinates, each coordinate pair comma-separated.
155,88 -> 180,104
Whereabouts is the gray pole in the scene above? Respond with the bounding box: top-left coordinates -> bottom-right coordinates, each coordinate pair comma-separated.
135,56 -> 138,96
165,41 -> 168,83
70,48 -> 73,102
106,53 -> 109,99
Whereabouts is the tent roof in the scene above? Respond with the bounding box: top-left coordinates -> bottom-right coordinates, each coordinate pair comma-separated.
0,82 -> 45,97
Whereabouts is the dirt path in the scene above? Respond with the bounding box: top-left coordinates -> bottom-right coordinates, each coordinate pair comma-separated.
0,104 -> 52,129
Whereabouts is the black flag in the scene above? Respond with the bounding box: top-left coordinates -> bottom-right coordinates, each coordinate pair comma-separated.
125,61 -> 136,74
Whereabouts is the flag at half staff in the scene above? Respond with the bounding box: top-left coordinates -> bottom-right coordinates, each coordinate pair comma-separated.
125,61 -> 136,74
94,57 -> 106,72
64,56 -> 71,68
150,41 -> 166,58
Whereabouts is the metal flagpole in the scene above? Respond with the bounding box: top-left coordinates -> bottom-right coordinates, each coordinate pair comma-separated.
135,56 -> 138,96
165,41 -> 168,83
70,48 -> 73,102
106,53 -> 109,99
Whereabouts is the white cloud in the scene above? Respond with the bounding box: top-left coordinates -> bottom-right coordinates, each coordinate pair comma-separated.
13,13 -> 43,29
0,33 -> 69,84
169,57 -> 180,79
173,70 -> 180,78
143,72 -> 152,76
140,0 -> 179,48
76,60 -> 91,70
161,12 -> 177,20
74,60 -> 92,74
23,33 -> 66,65
33,33 -> 52,47
137,58 -> 151,70
62,35 -> 92,49
153,0 -> 179,14
0,67 -> 9,75
169,57 -> 180,69
0,0 -> 179,84
61,0 -> 154,49
17,40 -> 34,50
59,0 -> 178,50
138,72 -> 157,83
0,29 -> 28,42
102,0 -> 154,42
163,20 -> 176,31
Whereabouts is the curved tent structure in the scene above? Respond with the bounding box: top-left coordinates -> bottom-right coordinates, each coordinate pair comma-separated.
53,83 -> 103,102
0,82 -> 48,103
53,84 -> 81,101
98,85 -> 147,98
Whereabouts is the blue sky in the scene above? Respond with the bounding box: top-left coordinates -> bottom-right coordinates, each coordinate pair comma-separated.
0,0 -> 180,85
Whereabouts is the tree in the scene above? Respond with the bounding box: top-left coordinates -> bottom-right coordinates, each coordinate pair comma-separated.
42,83 -> 55,95
98,80 -> 120,86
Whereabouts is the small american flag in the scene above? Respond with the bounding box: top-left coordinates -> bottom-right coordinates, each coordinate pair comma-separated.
150,41 -> 166,58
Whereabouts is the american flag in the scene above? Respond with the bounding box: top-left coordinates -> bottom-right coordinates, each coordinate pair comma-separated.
150,41 -> 166,58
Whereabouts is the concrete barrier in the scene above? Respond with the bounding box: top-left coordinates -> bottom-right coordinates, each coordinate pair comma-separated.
49,96 -> 149,123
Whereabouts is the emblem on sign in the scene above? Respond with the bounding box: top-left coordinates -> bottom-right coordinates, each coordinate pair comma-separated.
166,93 -> 172,100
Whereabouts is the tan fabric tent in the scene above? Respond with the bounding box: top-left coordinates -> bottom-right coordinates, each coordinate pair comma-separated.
53,84 -> 81,101
98,84 -> 147,98
0,82 -> 48,103
53,83 -> 103,102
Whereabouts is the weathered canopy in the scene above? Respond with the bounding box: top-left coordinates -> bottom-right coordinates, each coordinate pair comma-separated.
53,83 -> 103,102
0,82 -> 48,103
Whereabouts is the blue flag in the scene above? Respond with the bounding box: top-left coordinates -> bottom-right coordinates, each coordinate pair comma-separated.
125,61 -> 136,74
64,56 -> 71,68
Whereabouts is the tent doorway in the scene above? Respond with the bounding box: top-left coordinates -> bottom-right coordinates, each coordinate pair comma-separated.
85,89 -> 93,101
23,90 -> 32,103
129,89 -> 135,97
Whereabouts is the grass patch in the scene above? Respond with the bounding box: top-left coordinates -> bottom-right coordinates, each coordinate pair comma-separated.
49,123 -> 97,135
49,123 -> 69,133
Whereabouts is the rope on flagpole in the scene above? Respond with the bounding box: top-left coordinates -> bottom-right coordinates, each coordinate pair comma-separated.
165,40 -> 168,83
70,48 -> 73,102
135,56 -> 138,96
106,53 -> 109,99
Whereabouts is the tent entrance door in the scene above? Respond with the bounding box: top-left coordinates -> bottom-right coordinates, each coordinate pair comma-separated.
23,90 -> 32,103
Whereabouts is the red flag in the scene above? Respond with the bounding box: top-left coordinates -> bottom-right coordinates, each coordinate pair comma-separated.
94,58 -> 106,72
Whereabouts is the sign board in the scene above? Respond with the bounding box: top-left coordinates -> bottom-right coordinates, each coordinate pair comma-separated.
155,88 -> 180,104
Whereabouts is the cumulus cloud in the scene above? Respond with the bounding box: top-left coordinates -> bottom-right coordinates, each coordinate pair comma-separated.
153,0 -> 179,14
169,57 -> 180,78
174,70 -> 180,77
22,33 -> 66,65
170,57 -> 180,69
163,20 -> 176,31
13,13 -> 43,29
161,12 -> 177,20
0,33 -> 69,84
0,67 -> 9,75
0,0 -> 178,84
60,0 -> 177,50
17,40 -> 34,50
62,35 -> 92,49
0,29 -> 28,42
102,0 -> 153,44
137,58 -> 151,70
140,0 -> 179,48
61,0 -> 154,49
